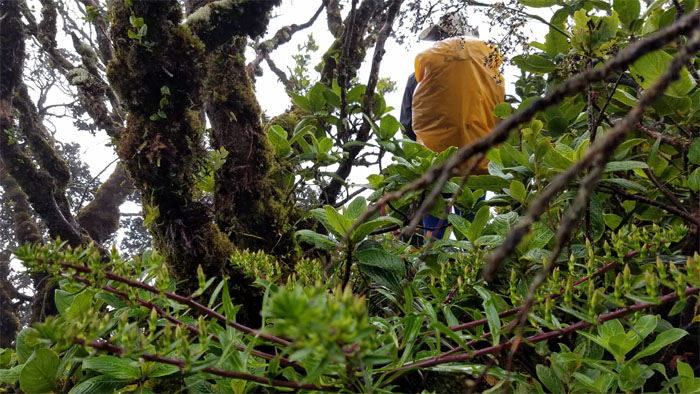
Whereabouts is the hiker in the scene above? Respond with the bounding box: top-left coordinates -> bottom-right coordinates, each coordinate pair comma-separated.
400,14 -> 505,240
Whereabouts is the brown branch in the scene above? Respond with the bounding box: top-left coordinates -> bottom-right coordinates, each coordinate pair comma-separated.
638,124 -> 691,148
601,184 -> 700,224
263,53 -> 294,91
644,168 -> 689,214
77,165 -> 134,243
323,0 -> 343,37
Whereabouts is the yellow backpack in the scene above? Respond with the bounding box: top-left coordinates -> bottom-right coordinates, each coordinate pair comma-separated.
412,37 -> 505,174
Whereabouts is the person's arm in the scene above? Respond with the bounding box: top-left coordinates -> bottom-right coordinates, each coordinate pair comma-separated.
399,73 -> 417,141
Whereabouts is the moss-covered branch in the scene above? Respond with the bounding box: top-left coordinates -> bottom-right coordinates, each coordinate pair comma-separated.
0,168 -> 59,322
0,0 -> 83,247
77,165 -> 133,243
246,3 -> 324,77
185,0 -> 282,51
205,38 -> 299,261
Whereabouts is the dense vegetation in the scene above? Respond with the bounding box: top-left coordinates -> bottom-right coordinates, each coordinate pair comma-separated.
1,0 -> 699,392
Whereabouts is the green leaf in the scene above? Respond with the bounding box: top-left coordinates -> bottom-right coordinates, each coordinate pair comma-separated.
689,138 -> 700,165
379,115 -> 401,139
0,365 -> 22,384
519,0 -> 557,7
324,205 -> 352,238
599,178 -> 648,193
689,168 -> 700,192
307,83 -> 325,112
16,327 -> 38,363
146,363 -> 180,378
614,0 -> 640,26
630,50 -> 696,98
68,376 -> 129,394
536,364 -> 565,394
467,206 -> 490,243
55,289 -> 73,315
346,196 -> 367,220
604,160 -> 649,172
20,348 -> 59,394
603,213 -> 622,229
544,149 -> 573,170
287,90 -> 312,112
466,175 -> 510,191
353,216 -> 402,242
493,102 -> 512,119
296,230 -> 337,250
589,194 -> 604,241
267,125 -> 291,157
448,214 -> 470,239
67,290 -> 93,319
545,22 -> 569,57
512,54 -> 557,73
631,328 -> 688,360
510,180 -> 527,203
474,286 -> 501,345
474,235 -> 506,247
82,355 -> 141,380
357,249 -> 405,292
432,322 -> 470,351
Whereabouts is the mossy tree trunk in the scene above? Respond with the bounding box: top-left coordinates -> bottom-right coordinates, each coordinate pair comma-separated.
108,0 -> 284,325
205,37 -> 299,263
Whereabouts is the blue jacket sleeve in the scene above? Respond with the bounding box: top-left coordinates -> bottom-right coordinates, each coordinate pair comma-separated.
399,73 -> 417,141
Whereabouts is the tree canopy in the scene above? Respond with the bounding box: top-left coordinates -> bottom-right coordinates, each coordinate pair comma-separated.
1,0 -> 699,392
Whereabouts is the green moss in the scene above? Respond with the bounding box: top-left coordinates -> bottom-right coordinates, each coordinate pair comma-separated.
204,38 -> 300,264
